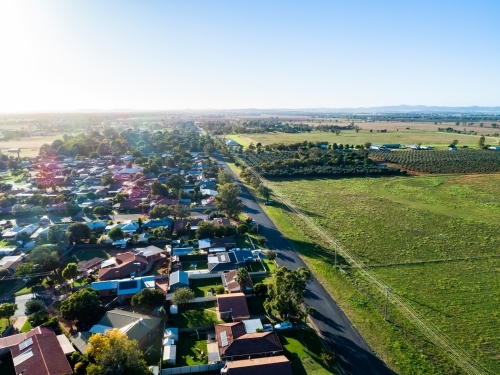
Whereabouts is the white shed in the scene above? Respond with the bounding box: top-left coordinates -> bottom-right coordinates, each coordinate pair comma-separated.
164,328 -> 179,341
162,345 -> 176,365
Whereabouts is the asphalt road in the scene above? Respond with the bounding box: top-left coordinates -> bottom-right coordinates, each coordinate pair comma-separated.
216,154 -> 394,375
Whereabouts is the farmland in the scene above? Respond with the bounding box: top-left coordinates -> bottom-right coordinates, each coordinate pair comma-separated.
225,127 -> 500,150
268,174 -> 500,373
0,134 -> 63,157
370,149 -> 500,174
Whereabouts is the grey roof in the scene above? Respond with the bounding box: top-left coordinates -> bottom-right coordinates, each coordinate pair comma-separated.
135,245 -> 164,257
97,310 -> 162,343
170,270 -> 189,286
70,331 -> 92,353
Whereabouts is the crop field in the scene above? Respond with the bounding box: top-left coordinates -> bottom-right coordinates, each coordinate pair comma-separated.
270,174 -> 500,373
370,149 -> 500,174
225,128 -> 500,150
0,134 -> 63,157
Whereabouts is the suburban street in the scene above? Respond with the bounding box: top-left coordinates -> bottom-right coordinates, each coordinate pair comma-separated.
215,154 -> 393,375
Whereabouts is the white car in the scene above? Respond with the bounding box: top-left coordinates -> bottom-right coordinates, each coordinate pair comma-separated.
274,321 -> 293,330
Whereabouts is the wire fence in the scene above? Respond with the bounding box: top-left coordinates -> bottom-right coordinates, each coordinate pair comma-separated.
229,150 -> 490,375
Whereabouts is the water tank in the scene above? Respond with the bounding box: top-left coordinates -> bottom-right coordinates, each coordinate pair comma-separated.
170,304 -> 179,315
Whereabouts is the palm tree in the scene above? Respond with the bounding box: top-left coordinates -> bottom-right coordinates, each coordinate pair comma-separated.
235,267 -> 250,285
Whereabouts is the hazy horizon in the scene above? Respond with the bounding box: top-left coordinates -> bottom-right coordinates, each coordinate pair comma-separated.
1,1 -> 499,112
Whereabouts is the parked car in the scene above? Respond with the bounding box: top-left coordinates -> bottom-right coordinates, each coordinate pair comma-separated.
274,321 -> 293,330
262,324 -> 274,332
264,201 -> 273,205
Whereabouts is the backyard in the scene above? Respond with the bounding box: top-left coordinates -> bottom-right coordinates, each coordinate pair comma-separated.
62,249 -> 111,266
176,334 -> 208,366
190,278 -> 222,298
172,302 -> 222,329
181,260 -> 208,271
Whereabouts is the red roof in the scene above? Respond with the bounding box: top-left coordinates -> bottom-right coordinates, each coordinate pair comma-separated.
225,356 -> 293,375
10,328 -> 73,375
217,293 -> 250,321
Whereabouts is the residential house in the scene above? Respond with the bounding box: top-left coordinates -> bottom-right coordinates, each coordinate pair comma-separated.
221,356 -> 293,375
113,198 -> 147,210
213,217 -> 231,227
85,221 -> 107,234
208,250 -> 252,274
149,198 -> 179,207
168,270 -> 189,292
173,219 -> 203,232
222,270 -> 254,293
2,224 -> 39,239
1,327 -> 73,375
199,237 -> 237,252
72,310 -> 162,353
142,217 -> 174,231
91,275 -> 156,298
0,254 -> 25,274
216,293 -> 250,322
98,251 -> 148,281
105,220 -> 139,237
215,322 -> 282,361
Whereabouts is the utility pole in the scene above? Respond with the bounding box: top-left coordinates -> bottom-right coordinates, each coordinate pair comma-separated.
384,286 -> 392,321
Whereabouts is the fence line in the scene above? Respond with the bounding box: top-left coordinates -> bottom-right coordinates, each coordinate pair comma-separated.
229,151 -> 490,375
162,363 -> 224,374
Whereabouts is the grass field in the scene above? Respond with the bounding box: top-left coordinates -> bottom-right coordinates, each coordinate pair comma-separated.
172,302 -> 222,329
177,334 -> 208,366
280,328 -> 335,375
268,174 -> 500,373
0,134 -> 63,157
225,128 -> 500,150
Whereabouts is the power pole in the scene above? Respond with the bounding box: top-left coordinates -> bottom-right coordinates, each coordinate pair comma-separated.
384,286 -> 392,321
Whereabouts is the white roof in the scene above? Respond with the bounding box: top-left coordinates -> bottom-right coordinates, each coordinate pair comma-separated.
243,319 -> 263,333
198,238 -> 211,249
162,344 -> 176,363
208,247 -> 226,253
56,334 -> 75,355
100,257 -> 117,268
0,255 -> 23,267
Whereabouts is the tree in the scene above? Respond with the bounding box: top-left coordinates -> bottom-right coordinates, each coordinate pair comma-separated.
253,282 -> 267,295
25,299 -> 44,314
16,231 -> 31,247
108,226 -> 125,241
86,329 -> 150,375
67,222 -> 91,244
32,206 -> 45,217
149,204 -> 171,219
93,206 -> 106,216
153,226 -> 170,239
195,221 -> 216,239
215,183 -> 244,218
235,267 -> 250,285
60,288 -> 102,323
28,246 -> 60,272
131,289 -> 165,310
48,225 -> 69,246
62,263 -> 79,286
217,169 -> 234,185
265,250 -> 277,261
264,267 -> 311,319
15,262 -> 39,277
166,174 -> 185,191
0,268 -> 10,276
171,288 -> 195,306
236,223 -> 248,235
256,184 -> 271,201
478,135 -> 486,148
0,302 -> 17,324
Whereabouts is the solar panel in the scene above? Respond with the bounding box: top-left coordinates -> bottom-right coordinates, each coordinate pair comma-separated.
13,348 -> 33,366
118,280 -> 138,290
18,337 -> 33,351
220,331 -> 228,347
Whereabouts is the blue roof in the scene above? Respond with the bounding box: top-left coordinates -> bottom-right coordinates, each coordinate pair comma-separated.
91,275 -> 155,295
232,250 -> 253,263
170,270 -> 189,286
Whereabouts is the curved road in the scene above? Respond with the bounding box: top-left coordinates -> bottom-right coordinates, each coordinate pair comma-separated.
216,154 -> 394,375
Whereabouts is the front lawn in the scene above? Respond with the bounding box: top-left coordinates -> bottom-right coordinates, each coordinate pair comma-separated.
20,319 -> 31,333
263,259 -> 277,273
0,318 -> 9,333
172,302 -> 222,329
177,333 -> 208,366
190,278 -> 222,298
279,327 -> 333,375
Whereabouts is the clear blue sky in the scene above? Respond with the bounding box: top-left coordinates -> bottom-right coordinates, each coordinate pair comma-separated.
0,0 -> 499,111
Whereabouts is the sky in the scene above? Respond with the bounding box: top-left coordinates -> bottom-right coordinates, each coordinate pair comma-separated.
0,0 -> 499,112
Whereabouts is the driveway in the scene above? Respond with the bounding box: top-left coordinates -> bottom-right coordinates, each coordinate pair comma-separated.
215,153 -> 393,375
7,292 -> 54,318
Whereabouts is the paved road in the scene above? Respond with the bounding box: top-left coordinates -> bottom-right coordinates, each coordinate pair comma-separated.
216,154 -> 394,375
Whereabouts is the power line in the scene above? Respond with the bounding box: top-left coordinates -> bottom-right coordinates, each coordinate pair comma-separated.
229,150 -> 489,375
